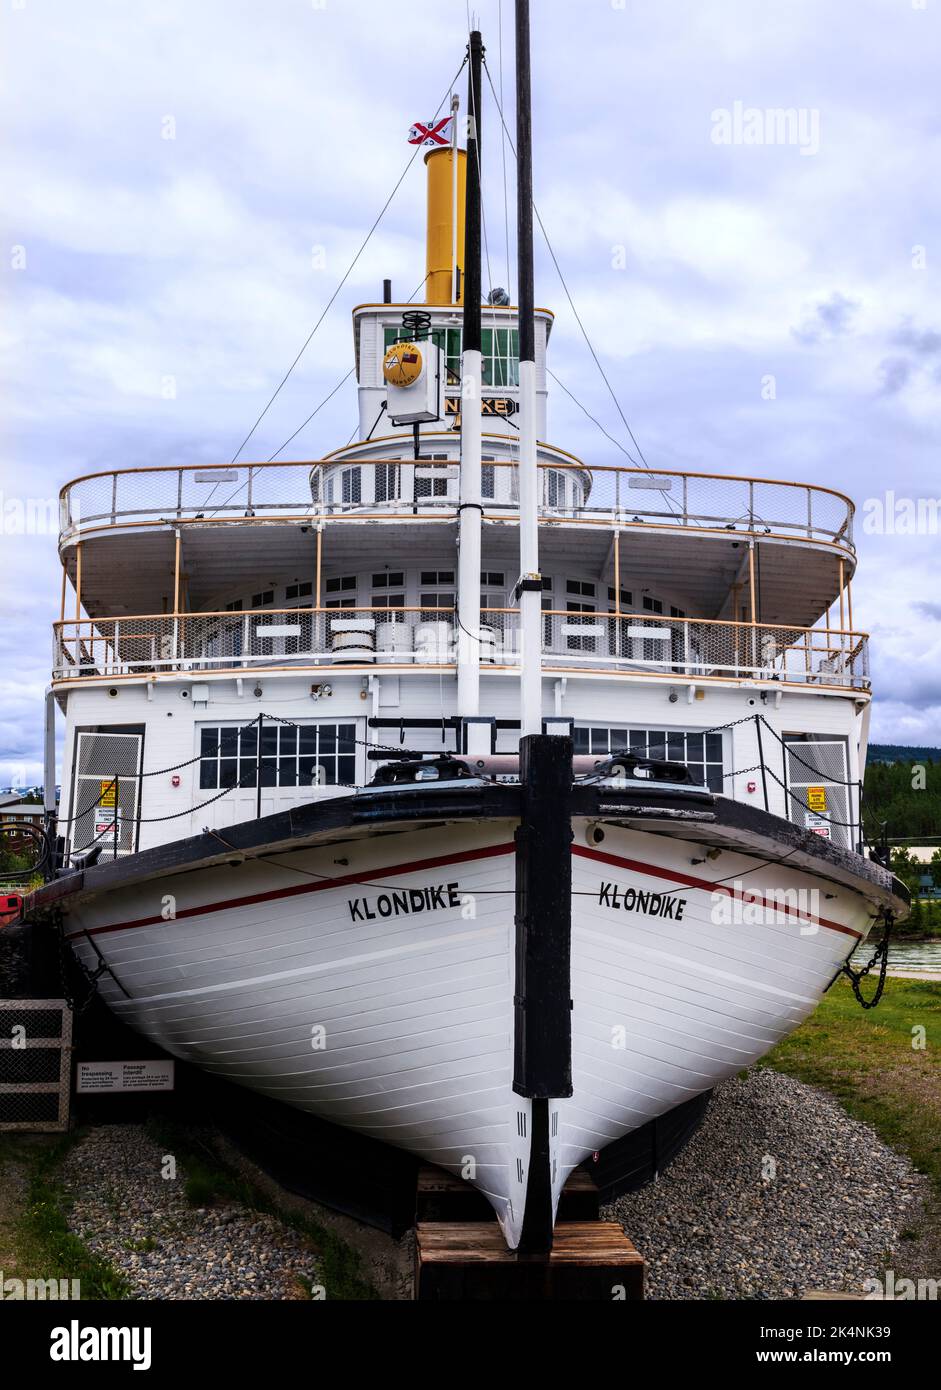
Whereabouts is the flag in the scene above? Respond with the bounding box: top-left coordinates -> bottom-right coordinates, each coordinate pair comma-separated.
408,117 -> 452,147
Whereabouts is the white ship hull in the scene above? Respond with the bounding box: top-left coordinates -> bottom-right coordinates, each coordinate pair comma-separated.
62,805 -> 879,1250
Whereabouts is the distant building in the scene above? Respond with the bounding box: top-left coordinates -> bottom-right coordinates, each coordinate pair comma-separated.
0,802 -> 45,827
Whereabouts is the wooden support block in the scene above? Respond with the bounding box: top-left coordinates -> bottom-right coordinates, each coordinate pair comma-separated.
416,1165 -> 601,1224
415,1221 -> 644,1301
557,1169 -> 601,1222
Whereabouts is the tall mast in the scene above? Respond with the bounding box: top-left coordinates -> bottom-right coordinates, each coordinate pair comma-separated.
457,30 -> 484,731
515,0 -> 542,736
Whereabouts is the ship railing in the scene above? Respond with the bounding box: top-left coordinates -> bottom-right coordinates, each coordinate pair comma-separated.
52,608 -> 870,689
58,461 -> 854,550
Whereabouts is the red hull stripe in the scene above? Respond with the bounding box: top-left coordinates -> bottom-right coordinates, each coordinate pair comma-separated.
66,840 -> 863,944
64,842 -> 516,940
574,844 -> 862,940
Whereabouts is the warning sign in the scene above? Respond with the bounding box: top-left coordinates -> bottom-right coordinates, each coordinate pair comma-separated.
804,810 -> 831,839
806,785 -> 828,812
99,780 -> 117,808
94,810 -> 122,837
76,1061 -> 175,1094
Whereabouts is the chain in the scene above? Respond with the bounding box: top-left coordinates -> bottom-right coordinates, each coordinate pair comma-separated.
841,911 -> 893,1009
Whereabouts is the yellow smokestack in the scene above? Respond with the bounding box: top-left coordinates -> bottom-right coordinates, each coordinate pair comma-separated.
424,146 -> 466,305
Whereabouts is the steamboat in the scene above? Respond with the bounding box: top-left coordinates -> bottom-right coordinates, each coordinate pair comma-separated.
17,9 -> 906,1252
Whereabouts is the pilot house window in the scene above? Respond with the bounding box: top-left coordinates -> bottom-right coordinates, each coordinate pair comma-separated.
199,723 -> 357,790
573,726 -> 725,792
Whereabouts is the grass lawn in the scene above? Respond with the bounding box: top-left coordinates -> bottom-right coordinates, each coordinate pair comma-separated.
765,975 -> 941,1279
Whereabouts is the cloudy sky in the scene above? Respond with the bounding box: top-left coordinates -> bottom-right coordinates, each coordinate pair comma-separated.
1,0 -> 939,785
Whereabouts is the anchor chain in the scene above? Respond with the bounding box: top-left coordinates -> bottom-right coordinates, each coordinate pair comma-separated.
841,910 -> 894,1010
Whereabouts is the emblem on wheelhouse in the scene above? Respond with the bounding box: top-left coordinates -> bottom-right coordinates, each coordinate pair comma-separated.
28,13 -> 906,1254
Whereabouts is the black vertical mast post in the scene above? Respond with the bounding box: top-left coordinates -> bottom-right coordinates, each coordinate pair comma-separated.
512,0 -> 573,1258
515,0 -> 534,369
464,31 -> 483,357
458,32 -> 485,739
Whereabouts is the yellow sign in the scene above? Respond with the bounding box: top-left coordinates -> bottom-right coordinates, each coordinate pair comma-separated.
807,785 -> 827,812
382,342 -> 423,388
99,780 -> 117,808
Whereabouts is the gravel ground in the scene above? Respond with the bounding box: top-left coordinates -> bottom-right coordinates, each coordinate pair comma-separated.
58,1125 -> 323,1300
605,1068 -> 930,1300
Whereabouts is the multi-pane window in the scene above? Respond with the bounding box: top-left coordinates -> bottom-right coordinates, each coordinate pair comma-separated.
375,463 -> 399,503
607,587 -> 632,609
325,575 -> 357,612
372,571 -> 405,615
565,580 -> 596,652
415,454 -> 453,501
325,576 -> 356,596
199,723 -> 357,790
642,595 -> 663,613
573,726 -> 724,792
285,582 -> 313,602
420,570 -> 455,610
384,327 -> 518,389
251,590 -> 274,608
481,328 -> 519,387
225,599 -> 243,612
546,470 -> 570,509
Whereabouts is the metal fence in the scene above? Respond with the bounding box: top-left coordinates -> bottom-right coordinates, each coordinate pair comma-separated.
59,460 -> 854,548
53,607 -> 870,689
0,1000 -> 72,1132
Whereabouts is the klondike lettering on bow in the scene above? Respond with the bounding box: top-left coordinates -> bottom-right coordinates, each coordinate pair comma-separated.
598,881 -> 688,921
348,882 -> 462,921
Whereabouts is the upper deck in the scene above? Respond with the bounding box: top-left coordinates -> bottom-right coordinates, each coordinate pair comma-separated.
59,455 -> 854,553
53,455 -> 867,696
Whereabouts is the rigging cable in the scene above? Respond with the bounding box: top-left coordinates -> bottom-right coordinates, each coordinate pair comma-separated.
482,55 -> 653,474
227,54 -> 469,469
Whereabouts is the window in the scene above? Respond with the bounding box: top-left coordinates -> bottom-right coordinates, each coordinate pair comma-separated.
415,455 -> 453,501
481,572 -> 505,587
567,579 -> 596,598
481,461 -> 495,499
642,595 -> 663,613
566,598 -> 597,653
420,570 -> 454,612
199,723 -> 357,791
608,587 -> 632,608
341,468 -> 361,505
546,470 -> 568,509
375,463 -> 399,503
325,575 -> 357,612
251,590 -> 274,608
481,327 -> 519,387
372,572 -> 405,615
225,599 -> 243,612
573,726 -> 724,792
285,582 -> 313,602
